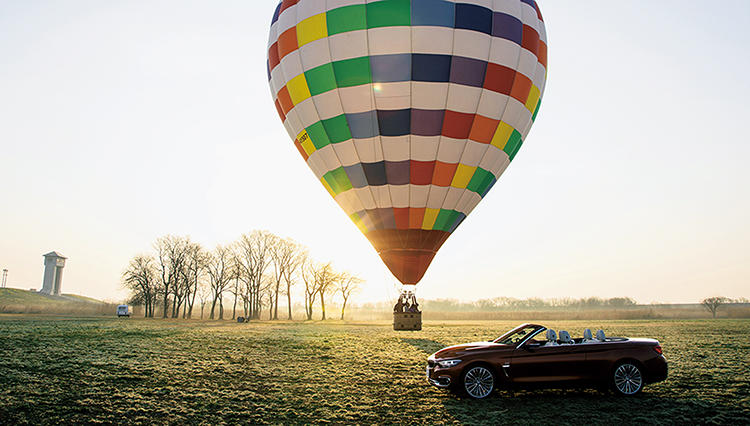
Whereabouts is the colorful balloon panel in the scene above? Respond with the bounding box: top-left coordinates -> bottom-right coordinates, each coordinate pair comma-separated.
267,0 -> 548,285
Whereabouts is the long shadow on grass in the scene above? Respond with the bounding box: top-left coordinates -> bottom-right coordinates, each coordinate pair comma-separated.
441,389 -> 750,425
400,338 -> 445,355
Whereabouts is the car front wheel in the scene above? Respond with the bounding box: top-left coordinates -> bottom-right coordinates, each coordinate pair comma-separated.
461,365 -> 495,399
611,362 -> 644,396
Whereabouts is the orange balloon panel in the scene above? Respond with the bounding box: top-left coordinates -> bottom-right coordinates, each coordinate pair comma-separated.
366,229 -> 451,284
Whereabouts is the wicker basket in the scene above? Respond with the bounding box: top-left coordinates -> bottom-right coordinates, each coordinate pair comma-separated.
393,312 -> 422,331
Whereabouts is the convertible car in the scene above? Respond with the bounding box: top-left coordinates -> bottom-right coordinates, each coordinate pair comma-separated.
426,323 -> 667,399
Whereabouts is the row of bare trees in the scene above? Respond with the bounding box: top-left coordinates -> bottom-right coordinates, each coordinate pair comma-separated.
122,231 -> 362,320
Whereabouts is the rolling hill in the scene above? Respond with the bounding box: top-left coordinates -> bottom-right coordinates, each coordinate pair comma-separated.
0,288 -> 113,315
0,288 -> 105,305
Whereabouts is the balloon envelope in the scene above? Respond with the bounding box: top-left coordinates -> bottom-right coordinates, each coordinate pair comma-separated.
267,0 -> 547,285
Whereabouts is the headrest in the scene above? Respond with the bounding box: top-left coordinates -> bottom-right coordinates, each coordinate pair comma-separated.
583,329 -> 593,340
596,330 -> 606,341
545,329 -> 557,341
559,330 -> 572,344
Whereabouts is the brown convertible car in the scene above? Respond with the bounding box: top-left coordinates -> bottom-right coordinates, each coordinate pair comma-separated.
426,323 -> 667,399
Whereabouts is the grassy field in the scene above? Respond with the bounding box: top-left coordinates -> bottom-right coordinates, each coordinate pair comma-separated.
0,288 -> 106,305
0,317 -> 747,425
0,288 -> 114,316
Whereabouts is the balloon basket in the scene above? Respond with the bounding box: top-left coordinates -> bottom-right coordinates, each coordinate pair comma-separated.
393,312 -> 422,331
393,285 -> 421,331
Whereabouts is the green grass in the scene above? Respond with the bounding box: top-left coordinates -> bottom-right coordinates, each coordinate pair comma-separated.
0,317 -> 747,424
0,288 -> 105,305
0,288 -> 112,316
62,294 -> 107,304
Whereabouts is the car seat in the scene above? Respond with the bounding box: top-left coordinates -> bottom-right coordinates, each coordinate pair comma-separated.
581,328 -> 597,343
545,329 -> 559,346
596,329 -> 606,342
558,330 -> 573,344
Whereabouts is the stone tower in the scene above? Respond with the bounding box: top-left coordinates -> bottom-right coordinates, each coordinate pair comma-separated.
41,251 -> 66,296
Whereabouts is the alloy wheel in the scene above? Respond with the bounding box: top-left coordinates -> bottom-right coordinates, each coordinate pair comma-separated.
614,363 -> 643,395
463,366 -> 494,399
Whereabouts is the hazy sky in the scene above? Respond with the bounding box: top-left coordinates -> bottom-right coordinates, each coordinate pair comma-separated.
1,0 -> 748,304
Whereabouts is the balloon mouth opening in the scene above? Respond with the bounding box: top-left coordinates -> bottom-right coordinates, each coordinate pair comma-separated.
378,249 -> 437,284
364,229 -> 452,285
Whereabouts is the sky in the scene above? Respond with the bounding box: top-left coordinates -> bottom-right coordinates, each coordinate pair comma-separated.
1,0 -> 748,305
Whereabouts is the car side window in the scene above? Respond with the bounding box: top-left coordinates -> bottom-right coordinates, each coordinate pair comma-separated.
497,326 -> 538,345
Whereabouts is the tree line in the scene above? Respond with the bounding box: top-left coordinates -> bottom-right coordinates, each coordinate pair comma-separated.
358,296 -> 640,312
413,297 -> 749,313
356,296 -> 749,316
701,296 -> 749,318
122,231 -> 362,321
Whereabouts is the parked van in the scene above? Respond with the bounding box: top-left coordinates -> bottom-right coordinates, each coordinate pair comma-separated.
117,305 -> 130,317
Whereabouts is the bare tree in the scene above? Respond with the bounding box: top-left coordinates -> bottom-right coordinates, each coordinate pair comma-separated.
229,251 -> 242,320
300,256 -> 319,320
122,255 -> 158,317
171,240 -> 192,319
236,231 -> 274,320
315,262 -> 337,320
197,279 -> 211,320
338,272 -> 362,320
702,297 -> 729,318
270,236 -> 302,320
183,242 -> 208,319
173,263 -> 188,319
206,245 -> 233,320
283,244 -> 305,320
262,279 -> 275,320
154,236 -> 189,318
268,234 -> 282,320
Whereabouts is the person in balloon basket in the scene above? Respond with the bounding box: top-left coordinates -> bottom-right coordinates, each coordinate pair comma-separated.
394,292 -> 421,313
394,294 -> 406,313
409,298 -> 420,313
407,293 -> 420,313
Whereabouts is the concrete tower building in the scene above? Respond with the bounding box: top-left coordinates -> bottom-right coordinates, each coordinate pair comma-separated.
41,251 -> 66,296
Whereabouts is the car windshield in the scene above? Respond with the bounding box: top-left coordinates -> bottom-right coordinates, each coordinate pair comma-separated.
494,325 -> 541,345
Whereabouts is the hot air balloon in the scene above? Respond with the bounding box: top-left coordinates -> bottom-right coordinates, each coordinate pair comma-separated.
266,0 -> 547,310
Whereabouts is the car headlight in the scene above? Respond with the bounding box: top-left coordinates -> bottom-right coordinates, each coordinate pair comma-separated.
437,359 -> 462,368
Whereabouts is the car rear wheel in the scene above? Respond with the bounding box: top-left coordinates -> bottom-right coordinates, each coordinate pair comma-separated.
461,365 -> 495,399
611,362 -> 643,396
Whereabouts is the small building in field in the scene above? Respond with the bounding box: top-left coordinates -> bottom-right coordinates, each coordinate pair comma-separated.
40,251 -> 66,296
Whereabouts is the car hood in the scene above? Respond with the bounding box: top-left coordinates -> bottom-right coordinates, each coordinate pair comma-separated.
432,342 -> 512,359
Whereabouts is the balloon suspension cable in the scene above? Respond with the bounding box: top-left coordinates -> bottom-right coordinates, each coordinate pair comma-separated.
394,284 -> 421,314
401,284 -> 417,297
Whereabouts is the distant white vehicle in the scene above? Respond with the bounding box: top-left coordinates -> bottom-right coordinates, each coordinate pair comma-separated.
117,305 -> 130,317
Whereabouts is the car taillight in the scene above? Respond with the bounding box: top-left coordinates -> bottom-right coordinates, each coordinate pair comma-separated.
653,345 -> 663,355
